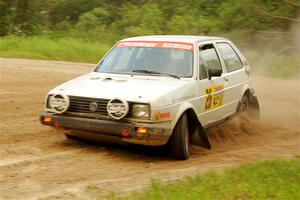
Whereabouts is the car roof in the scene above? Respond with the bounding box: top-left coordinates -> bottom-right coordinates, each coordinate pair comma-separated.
120,35 -> 227,44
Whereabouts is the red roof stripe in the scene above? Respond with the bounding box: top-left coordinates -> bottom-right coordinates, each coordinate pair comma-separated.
116,41 -> 194,51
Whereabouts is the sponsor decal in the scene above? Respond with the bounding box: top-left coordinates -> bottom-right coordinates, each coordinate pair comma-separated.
107,98 -> 129,120
204,85 -> 224,111
50,94 -> 70,113
117,42 -> 157,48
116,41 -> 193,51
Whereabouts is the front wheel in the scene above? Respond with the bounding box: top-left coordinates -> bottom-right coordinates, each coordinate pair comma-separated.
65,134 -> 78,140
170,114 -> 190,160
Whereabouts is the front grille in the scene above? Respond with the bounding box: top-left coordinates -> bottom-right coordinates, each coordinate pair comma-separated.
67,96 -> 132,117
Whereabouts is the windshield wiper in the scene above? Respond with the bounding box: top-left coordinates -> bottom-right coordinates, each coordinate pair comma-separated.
132,69 -> 180,79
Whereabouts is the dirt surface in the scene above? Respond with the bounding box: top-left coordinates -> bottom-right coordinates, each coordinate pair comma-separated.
0,58 -> 300,200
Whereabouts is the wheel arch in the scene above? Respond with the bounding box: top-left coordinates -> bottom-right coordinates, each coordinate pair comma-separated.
237,83 -> 253,112
171,104 -> 211,149
171,103 -> 197,130
240,83 -> 252,100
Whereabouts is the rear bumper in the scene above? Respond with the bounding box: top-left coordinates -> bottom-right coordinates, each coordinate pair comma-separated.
40,113 -> 172,146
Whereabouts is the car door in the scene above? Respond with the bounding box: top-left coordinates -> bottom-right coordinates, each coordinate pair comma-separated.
196,43 -> 228,126
215,42 -> 250,114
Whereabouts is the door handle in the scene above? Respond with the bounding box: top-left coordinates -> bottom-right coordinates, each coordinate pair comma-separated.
223,77 -> 229,81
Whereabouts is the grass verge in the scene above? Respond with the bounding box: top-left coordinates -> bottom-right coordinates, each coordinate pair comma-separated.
107,158 -> 300,200
0,35 -> 110,63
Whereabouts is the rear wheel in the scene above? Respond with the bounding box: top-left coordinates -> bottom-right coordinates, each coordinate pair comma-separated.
170,114 -> 190,160
238,95 -> 249,114
238,94 -> 260,119
249,95 -> 260,119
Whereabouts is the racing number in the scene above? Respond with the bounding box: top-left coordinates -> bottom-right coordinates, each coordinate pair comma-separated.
204,85 -> 224,111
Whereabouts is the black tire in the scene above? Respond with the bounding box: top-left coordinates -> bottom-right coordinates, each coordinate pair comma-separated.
65,134 -> 78,140
238,94 -> 260,119
170,114 -> 190,160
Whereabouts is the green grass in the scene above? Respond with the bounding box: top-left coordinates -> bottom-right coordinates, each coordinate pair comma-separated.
109,158 -> 300,200
0,35 -> 110,63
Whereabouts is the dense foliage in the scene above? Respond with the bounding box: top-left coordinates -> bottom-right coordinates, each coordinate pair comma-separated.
0,0 -> 299,43
0,0 -> 299,78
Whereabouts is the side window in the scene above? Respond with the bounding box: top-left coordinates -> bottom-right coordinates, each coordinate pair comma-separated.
199,44 -> 222,80
217,43 -> 243,72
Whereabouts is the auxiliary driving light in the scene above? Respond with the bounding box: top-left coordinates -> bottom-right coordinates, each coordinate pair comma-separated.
135,127 -> 148,134
43,116 -> 52,123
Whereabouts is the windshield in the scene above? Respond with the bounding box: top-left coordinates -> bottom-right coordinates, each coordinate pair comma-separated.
95,41 -> 194,78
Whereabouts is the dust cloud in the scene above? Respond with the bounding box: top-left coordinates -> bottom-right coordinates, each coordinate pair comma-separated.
204,21 -> 300,150
224,17 -> 300,79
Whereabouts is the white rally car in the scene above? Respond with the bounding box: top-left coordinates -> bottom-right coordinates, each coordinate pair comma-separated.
40,35 -> 260,160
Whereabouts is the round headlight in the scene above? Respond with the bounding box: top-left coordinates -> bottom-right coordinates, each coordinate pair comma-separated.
49,94 -> 70,113
132,104 -> 150,118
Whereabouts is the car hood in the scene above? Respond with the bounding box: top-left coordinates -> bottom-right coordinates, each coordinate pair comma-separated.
49,72 -> 192,104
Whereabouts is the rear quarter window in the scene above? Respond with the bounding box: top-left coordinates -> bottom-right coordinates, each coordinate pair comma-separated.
217,43 -> 243,72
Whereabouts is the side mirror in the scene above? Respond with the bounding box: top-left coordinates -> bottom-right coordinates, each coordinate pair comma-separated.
208,69 -> 222,80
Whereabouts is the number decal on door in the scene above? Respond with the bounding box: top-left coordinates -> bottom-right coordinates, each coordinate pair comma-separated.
205,85 -> 224,111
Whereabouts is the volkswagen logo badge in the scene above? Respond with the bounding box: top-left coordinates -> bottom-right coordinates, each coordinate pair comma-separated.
107,98 -> 129,120
89,102 -> 98,112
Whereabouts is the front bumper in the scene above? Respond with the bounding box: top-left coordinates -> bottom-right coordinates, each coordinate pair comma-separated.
40,113 -> 172,146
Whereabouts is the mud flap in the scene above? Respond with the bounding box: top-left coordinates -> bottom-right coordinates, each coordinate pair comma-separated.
249,95 -> 260,120
190,123 -> 211,149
